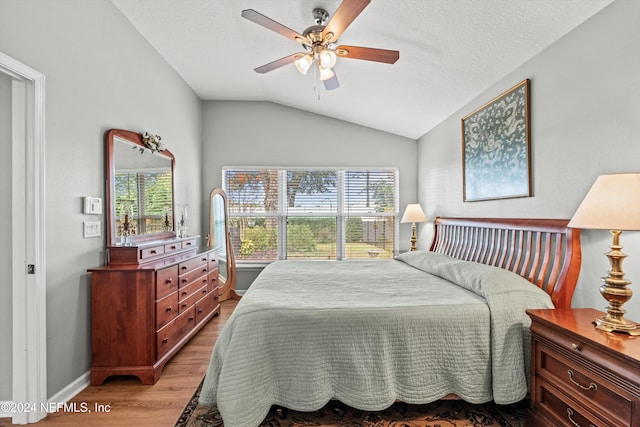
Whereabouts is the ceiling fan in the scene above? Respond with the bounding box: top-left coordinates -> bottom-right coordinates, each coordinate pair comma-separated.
241,0 -> 400,90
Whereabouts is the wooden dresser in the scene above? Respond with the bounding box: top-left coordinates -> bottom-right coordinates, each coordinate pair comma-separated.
527,308 -> 640,426
88,236 -> 221,385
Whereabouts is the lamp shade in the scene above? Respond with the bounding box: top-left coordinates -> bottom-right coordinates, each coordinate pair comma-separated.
568,173 -> 640,230
294,54 -> 313,75
401,204 -> 427,223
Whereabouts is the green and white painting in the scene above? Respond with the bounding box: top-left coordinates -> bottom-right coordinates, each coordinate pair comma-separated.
462,80 -> 531,202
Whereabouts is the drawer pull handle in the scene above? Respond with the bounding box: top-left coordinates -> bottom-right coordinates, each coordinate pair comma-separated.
571,342 -> 582,351
182,291 -> 188,296
166,306 -> 172,312
162,338 -> 168,344
150,250 -> 157,254
166,278 -> 173,284
567,370 -> 597,392
567,408 -> 595,427
181,266 -> 188,270
202,289 -> 207,294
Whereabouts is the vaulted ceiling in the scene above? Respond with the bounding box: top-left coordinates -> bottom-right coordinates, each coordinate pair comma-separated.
111,0 -> 614,139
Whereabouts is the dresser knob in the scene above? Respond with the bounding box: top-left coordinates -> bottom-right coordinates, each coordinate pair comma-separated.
166,306 -> 172,312
166,278 -> 173,284
571,342 -> 582,351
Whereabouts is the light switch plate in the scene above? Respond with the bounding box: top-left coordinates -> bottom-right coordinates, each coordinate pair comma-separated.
84,221 -> 101,238
83,196 -> 102,214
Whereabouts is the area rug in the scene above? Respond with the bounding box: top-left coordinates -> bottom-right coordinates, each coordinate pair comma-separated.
175,380 -> 527,427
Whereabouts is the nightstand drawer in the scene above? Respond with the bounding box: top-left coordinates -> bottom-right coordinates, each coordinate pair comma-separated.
536,340 -> 634,425
534,378 -> 607,427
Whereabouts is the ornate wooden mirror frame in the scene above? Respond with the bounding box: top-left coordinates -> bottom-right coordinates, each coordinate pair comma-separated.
209,188 -> 239,301
105,129 -> 176,247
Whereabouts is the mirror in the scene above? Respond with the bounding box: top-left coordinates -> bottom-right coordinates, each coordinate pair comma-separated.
209,188 -> 238,301
106,129 -> 175,247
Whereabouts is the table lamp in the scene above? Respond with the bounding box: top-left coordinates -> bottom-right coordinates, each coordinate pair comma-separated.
568,173 -> 640,335
401,204 -> 427,251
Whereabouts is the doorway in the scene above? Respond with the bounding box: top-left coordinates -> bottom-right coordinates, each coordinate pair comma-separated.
0,51 -> 46,425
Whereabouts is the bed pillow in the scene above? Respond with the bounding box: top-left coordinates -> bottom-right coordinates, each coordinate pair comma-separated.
395,250 -> 553,304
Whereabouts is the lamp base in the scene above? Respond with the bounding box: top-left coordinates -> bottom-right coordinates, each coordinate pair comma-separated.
594,230 -> 640,336
595,315 -> 640,335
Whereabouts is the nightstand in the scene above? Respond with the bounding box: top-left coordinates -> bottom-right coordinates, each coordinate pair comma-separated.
526,308 -> 640,427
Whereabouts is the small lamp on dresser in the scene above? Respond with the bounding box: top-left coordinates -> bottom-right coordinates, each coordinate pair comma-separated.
568,172 -> 640,335
401,204 -> 427,251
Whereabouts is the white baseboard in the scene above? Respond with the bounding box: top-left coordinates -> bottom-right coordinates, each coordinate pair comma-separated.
0,372 -> 90,423
47,371 -> 91,406
0,401 -> 12,419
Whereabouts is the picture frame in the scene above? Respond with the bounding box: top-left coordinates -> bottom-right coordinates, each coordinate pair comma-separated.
461,79 -> 531,202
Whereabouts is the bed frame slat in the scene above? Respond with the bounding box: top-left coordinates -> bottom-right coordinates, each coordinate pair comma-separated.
429,217 -> 582,309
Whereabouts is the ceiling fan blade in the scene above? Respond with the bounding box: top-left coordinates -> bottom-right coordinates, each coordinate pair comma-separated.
254,53 -> 301,74
335,45 -> 399,64
322,0 -> 371,42
241,9 -> 306,44
323,73 -> 340,91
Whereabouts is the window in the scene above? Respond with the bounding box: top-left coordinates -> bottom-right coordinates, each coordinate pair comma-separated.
223,167 -> 398,262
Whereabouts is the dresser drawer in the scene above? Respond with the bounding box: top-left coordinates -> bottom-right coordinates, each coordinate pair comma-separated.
179,284 -> 208,313
164,241 -> 182,254
178,254 -> 208,275
208,253 -> 218,271
156,266 -> 178,300
155,292 -> 178,330
178,278 -> 207,301
534,377 -> 609,427
208,270 -> 219,292
140,245 -> 164,260
535,340 -> 634,425
195,291 -> 218,324
156,306 -> 196,359
181,238 -> 197,249
179,266 -> 209,288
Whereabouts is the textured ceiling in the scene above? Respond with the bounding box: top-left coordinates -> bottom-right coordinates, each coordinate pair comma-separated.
111,0 -> 614,139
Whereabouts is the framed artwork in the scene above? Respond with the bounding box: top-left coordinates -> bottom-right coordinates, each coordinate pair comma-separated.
462,79 -> 531,202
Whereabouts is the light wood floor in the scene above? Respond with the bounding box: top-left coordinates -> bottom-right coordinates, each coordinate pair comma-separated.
1,300 -> 238,427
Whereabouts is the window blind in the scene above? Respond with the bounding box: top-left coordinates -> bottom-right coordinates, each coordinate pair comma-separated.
224,167 -> 398,262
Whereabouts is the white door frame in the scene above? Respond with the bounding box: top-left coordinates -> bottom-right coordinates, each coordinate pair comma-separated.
0,51 -> 47,425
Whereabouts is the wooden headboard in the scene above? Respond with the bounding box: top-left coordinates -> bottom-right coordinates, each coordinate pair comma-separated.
429,217 -> 582,309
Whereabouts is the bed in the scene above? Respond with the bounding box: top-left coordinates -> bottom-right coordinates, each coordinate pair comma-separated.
199,217 -> 582,427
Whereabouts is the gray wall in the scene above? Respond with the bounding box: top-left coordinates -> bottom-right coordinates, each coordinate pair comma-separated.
417,0 -> 640,319
201,101 -> 418,291
0,71 -> 12,399
0,0 -> 203,397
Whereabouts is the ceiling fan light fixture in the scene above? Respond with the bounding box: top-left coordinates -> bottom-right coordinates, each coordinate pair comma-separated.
319,65 -> 335,81
294,54 -> 313,75
319,50 -> 337,69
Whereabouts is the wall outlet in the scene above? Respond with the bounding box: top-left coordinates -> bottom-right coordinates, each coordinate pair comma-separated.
84,221 -> 101,238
